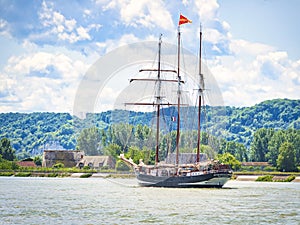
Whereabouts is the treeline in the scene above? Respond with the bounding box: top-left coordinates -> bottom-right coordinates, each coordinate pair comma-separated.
0,99 -> 299,165
250,128 -> 299,171
75,124 -> 299,171
76,123 -> 226,163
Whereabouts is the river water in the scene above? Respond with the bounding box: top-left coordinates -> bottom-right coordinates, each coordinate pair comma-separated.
0,177 -> 299,225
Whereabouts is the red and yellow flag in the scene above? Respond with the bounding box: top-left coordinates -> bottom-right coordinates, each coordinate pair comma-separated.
178,14 -> 192,26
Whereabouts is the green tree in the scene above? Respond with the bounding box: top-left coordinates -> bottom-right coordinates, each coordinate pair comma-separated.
133,124 -> 153,149
115,160 -> 131,171
285,129 -> 300,165
276,142 -> 297,172
126,146 -> 143,164
218,140 -> 248,162
104,143 -> 122,159
0,155 -> 19,170
218,138 -> 227,155
124,146 -> 155,165
234,142 -> 248,162
266,130 -> 285,166
33,155 -> 42,166
76,127 -> 102,156
111,123 -> 134,152
224,141 -> 236,156
217,152 -> 241,171
140,146 -> 155,164
0,138 -> 15,161
201,132 -> 209,145
201,145 -> 216,160
250,128 -> 274,161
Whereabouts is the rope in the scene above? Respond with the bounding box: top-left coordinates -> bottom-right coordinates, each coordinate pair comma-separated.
103,174 -> 138,188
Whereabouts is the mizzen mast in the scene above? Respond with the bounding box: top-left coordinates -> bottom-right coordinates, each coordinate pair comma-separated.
155,34 -> 162,165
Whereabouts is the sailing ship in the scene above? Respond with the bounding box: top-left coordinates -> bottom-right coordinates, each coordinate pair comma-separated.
120,15 -> 232,188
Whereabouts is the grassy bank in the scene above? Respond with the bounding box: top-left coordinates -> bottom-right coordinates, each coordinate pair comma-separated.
233,171 -> 300,182
1,168 -> 299,181
233,171 -> 300,176
0,167 -> 134,178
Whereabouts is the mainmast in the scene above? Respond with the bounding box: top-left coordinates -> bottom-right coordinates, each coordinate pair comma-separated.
176,26 -> 181,165
196,26 -> 203,163
176,14 -> 192,165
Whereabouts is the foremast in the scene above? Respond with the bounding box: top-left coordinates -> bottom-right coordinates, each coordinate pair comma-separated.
125,35 -> 179,165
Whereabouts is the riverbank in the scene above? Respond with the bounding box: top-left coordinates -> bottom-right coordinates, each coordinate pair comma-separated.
70,172 -> 135,179
235,175 -> 300,182
0,171 -> 136,179
1,170 -> 300,182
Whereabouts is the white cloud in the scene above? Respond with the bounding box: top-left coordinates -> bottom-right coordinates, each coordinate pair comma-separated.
208,37 -> 300,106
0,19 -> 7,29
195,0 -> 219,22
100,0 -> 174,30
192,0 -> 232,55
5,51 -> 89,81
5,52 -> 53,77
65,18 -> 77,32
96,33 -> 143,54
77,26 -> 91,40
222,21 -> 230,31
0,19 -> 11,37
101,0 -> 117,11
38,1 -> 99,43
0,45 -> 91,112
290,60 -> 300,84
203,28 -> 226,44
13,76 -> 74,112
230,39 -> 275,57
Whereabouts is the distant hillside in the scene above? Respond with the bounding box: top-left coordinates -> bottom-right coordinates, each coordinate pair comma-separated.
0,112 -> 75,157
226,98 -> 300,145
0,99 -> 299,157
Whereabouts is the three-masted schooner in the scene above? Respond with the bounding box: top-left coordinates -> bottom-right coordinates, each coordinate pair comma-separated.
120,15 -> 232,188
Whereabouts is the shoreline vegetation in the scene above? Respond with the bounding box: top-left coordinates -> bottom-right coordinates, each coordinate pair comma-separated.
1,169 -> 299,182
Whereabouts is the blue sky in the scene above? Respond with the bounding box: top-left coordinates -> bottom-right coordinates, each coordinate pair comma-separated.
0,0 -> 299,113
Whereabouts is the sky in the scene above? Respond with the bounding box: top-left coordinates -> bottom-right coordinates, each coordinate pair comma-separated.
0,0 -> 299,113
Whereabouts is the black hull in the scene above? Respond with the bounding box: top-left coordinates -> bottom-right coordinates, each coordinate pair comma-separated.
136,172 -> 231,188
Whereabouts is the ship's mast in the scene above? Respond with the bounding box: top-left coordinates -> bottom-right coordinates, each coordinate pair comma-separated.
196,26 -> 203,163
125,36 -> 180,165
155,34 -> 162,165
176,26 -> 181,165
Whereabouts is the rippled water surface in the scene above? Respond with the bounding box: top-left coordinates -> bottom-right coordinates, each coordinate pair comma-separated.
0,177 -> 299,224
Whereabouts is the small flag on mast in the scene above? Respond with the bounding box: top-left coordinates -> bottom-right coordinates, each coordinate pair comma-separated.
178,14 -> 192,26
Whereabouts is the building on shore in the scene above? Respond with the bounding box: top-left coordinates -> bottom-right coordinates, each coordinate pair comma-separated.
77,156 -> 116,169
17,158 -> 37,168
42,150 -> 84,168
42,150 -> 115,169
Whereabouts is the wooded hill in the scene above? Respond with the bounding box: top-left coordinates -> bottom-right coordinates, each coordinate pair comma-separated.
0,98 -> 299,158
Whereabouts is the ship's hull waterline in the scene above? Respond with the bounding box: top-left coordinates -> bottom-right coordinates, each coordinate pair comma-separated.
136,172 -> 232,188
